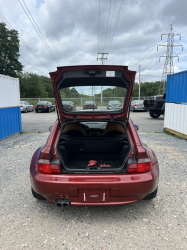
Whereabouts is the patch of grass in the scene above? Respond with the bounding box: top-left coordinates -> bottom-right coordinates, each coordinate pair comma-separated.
154,132 -> 163,133
38,131 -> 42,133
21,131 -> 31,134
164,131 -> 186,140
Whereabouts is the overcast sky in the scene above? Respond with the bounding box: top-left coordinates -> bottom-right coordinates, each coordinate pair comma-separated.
0,0 -> 187,82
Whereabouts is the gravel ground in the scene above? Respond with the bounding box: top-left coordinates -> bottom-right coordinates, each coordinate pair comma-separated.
0,132 -> 187,250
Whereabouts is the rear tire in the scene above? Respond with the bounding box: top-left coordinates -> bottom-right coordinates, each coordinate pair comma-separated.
31,188 -> 45,200
25,108 -> 27,113
149,110 -> 160,118
48,108 -> 51,113
35,110 -> 38,113
143,188 -> 158,200
131,107 -> 134,112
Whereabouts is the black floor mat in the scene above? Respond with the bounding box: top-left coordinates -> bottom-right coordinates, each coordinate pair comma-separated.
67,160 -> 121,169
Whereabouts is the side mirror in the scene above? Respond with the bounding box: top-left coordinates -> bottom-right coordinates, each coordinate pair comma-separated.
134,125 -> 139,131
49,126 -> 53,132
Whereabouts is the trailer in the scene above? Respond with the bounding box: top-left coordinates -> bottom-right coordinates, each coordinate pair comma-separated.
164,70 -> 187,139
0,74 -> 22,140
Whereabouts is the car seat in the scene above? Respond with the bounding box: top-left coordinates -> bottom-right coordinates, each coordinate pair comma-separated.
62,123 -> 86,135
102,122 -> 126,135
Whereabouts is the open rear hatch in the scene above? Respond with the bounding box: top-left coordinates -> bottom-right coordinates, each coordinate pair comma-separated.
49,65 -> 136,122
49,65 -> 136,173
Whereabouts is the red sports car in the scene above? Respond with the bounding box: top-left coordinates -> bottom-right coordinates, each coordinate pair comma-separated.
30,65 -> 159,206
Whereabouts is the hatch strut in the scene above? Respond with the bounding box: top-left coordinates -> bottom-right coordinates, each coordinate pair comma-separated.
55,99 -> 61,127
127,104 -> 130,125
120,105 -> 130,126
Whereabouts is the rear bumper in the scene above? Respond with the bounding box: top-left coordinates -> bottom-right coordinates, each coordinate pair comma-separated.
35,108 -> 48,112
134,107 -> 144,111
21,107 -> 25,112
30,163 -> 159,205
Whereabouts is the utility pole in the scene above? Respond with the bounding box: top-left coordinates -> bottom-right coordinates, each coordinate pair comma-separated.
157,24 -> 183,94
97,52 -> 108,65
139,65 -> 141,100
97,52 -> 108,108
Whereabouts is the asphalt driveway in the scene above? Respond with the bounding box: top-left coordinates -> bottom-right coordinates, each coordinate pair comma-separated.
21,111 -> 164,133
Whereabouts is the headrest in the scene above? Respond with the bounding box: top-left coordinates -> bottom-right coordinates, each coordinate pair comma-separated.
62,123 -> 86,135
103,122 -> 125,135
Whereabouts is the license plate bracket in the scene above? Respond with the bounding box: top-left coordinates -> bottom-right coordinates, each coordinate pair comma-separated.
79,189 -> 110,203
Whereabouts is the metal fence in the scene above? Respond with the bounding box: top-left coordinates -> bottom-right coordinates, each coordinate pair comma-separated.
20,96 -> 152,106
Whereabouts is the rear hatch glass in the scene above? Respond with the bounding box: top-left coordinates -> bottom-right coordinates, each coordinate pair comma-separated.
50,66 -> 136,120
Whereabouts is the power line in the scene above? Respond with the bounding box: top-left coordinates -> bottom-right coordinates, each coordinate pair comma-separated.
98,0 -> 100,53
103,0 -> 112,52
107,0 -> 123,54
18,0 -> 59,66
105,0 -> 117,53
135,26 -> 171,66
20,55 -> 46,75
28,0 -> 62,65
0,14 -> 50,72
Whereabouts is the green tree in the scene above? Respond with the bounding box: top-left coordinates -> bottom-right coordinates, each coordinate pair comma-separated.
0,22 -> 23,77
19,72 -> 48,98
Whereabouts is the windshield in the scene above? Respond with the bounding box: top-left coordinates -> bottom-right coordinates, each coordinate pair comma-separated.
59,86 -> 127,112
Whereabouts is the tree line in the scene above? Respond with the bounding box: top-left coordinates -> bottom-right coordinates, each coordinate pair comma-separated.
1,21 -> 162,99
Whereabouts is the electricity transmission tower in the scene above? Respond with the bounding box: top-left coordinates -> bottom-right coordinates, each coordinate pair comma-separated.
97,52 -> 108,65
157,24 -> 183,94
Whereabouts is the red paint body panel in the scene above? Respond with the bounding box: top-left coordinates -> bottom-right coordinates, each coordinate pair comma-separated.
30,161 -> 159,205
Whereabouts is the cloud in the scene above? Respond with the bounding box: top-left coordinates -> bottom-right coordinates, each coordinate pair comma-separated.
0,0 -> 186,82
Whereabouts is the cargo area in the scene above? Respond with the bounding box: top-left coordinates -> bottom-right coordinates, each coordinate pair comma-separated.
56,122 -> 131,173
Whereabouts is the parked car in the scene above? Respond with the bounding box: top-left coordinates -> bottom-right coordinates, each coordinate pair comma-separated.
35,101 -> 55,113
107,100 -> 122,109
144,95 -> 165,118
130,100 -> 145,112
20,101 -> 34,113
30,65 -> 159,207
83,101 -> 97,109
62,101 -> 76,112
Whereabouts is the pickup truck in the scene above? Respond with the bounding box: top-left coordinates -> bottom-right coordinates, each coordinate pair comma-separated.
144,95 -> 165,118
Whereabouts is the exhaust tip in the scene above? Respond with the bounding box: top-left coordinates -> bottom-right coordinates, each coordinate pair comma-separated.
56,199 -> 71,207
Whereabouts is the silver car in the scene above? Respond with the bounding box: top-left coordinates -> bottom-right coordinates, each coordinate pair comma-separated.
130,100 -> 145,112
20,101 -> 34,113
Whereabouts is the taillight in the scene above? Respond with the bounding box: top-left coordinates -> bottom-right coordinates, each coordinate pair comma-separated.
21,105 -> 23,108
36,159 -> 61,174
83,105 -> 86,107
154,101 -> 157,105
119,105 -> 122,107
93,105 -> 96,107
44,105 -> 48,108
67,105 -> 71,108
127,159 -> 152,174
134,104 -> 137,107
35,105 -> 37,108
109,105 -> 112,107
